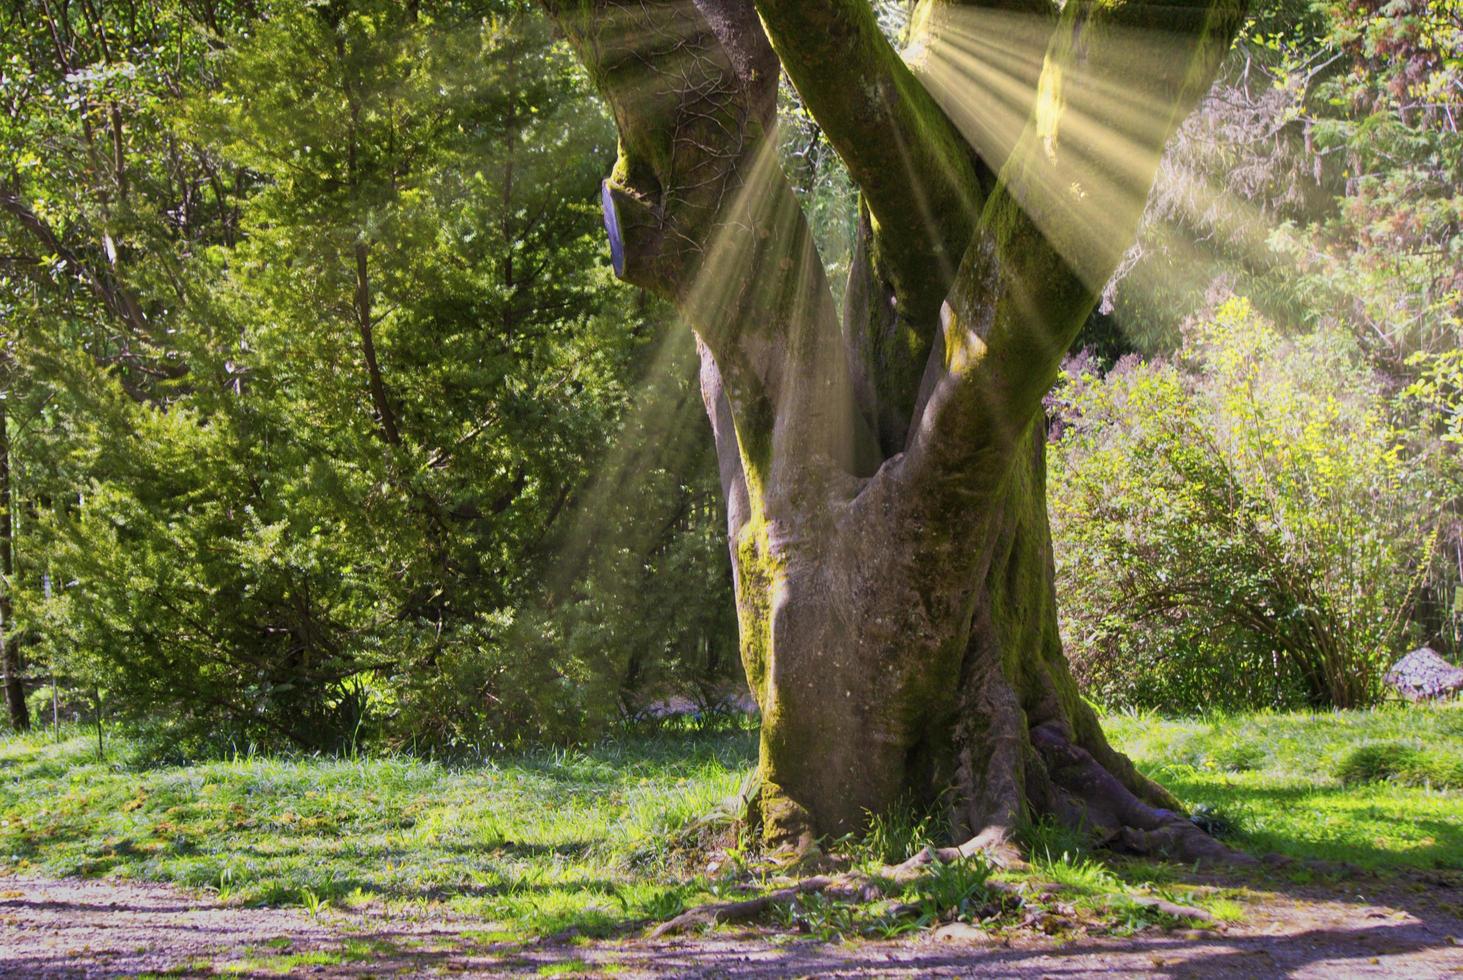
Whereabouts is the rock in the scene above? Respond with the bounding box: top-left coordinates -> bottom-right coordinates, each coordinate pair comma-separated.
933,922 -> 992,944
1384,647 -> 1463,702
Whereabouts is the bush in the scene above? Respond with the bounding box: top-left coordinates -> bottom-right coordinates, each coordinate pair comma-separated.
1050,296 -> 1429,711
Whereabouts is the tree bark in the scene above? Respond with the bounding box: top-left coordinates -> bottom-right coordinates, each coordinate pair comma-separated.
543,0 -> 1247,861
1,396 -> 31,732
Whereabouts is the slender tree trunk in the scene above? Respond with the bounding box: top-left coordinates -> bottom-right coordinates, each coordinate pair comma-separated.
354,242 -> 402,447
1,398 -> 31,732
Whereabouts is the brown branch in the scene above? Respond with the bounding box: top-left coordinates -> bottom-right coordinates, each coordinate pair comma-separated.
0,189 -> 154,342
752,0 -> 989,326
353,241 -> 402,447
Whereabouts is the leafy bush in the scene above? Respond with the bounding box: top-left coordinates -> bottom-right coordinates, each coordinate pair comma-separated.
1051,296 -> 1429,711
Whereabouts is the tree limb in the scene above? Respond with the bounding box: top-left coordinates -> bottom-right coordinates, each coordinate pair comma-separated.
902,0 -> 1249,504
753,0 -> 989,327
0,189 -> 152,342
542,0 -> 877,487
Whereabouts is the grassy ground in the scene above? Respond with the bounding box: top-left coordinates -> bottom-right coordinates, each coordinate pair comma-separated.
0,721 -> 752,937
1102,704 -> 1463,872
1,705 -> 1459,944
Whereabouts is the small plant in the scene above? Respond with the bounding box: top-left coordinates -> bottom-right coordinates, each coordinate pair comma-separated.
1188,802 -> 1244,839
299,888 -> 329,918
908,855 -> 993,922
854,804 -> 936,866
1019,814 -> 1091,863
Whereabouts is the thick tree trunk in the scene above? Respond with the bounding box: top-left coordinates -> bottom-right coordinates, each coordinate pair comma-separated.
545,0 -> 1247,864
735,422 -> 1213,859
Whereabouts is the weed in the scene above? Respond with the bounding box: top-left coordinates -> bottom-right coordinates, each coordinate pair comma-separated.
851,804 -> 936,866
1188,801 -> 1244,838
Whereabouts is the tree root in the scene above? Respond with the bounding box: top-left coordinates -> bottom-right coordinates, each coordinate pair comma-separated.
1029,721 -> 1257,867
648,875 -> 869,938
646,843 -> 1216,939
1122,894 -> 1214,923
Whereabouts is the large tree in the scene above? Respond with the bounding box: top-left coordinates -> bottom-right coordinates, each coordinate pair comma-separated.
542,0 -> 1247,861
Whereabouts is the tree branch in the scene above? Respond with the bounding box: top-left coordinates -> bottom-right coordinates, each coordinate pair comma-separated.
901,0 -> 1249,503
753,0 -> 990,327
542,0 -> 878,489
0,189 -> 152,341
353,240 -> 402,447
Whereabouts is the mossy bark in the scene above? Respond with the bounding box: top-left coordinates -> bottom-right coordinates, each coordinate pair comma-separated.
735,423 -> 1211,858
542,0 -> 1248,863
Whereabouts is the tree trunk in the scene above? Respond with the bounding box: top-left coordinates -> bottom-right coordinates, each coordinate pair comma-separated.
1,397 -> 30,732
735,414 -> 1217,859
545,0 -> 1247,863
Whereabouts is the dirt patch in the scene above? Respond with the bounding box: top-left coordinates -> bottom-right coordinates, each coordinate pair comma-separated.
1,872 -> 1460,977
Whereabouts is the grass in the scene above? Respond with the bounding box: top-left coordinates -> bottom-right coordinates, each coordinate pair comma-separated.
2,704 -> 1460,945
1101,702 -> 1463,872
0,720 -> 754,938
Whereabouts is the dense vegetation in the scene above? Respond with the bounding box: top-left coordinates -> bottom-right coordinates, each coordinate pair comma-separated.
1,0 -> 734,752
0,0 -> 1459,755
1051,0 -> 1462,711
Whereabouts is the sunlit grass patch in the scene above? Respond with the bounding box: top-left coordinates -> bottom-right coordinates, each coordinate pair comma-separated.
0,723 -> 754,941
1102,704 -> 1463,871
1335,741 -> 1463,789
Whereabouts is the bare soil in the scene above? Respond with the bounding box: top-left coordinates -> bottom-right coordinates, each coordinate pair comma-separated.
2,871 -> 1461,978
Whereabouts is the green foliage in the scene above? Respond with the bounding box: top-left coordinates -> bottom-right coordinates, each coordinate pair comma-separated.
1186,801 -> 1245,839
1052,296 -> 1427,710
1033,0 -> 1463,710
0,0 -> 737,748
854,805 -> 937,866
905,855 -> 992,920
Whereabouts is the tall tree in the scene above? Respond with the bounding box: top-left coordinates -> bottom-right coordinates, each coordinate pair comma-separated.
541,0 -> 1248,861
0,373 -> 28,732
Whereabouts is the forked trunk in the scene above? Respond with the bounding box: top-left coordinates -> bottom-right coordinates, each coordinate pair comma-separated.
545,0 -> 1248,863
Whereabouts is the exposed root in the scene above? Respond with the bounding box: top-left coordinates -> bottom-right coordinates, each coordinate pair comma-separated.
890,833 -> 1025,881
648,874 -> 870,938
1123,894 -> 1214,923
646,839 -> 1217,939
1030,721 -> 1256,867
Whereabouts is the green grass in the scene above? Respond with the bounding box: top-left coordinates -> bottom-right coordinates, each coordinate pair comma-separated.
2,705 -> 1459,946
1101,703 -> 1463,871
0,722 -> 755,938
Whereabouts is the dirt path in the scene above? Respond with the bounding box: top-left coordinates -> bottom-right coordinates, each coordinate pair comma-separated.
2,873 -> 1461,978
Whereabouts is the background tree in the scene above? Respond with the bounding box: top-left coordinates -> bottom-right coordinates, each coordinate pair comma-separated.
0,0 -> 738,746
540,0 -> 1249,859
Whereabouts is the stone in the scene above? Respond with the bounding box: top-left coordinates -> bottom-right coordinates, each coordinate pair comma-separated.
933,922 -> 993,944
1384,647 -> 1463,702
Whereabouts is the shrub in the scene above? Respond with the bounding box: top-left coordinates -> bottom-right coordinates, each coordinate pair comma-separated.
1050,296 -> 1429,711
